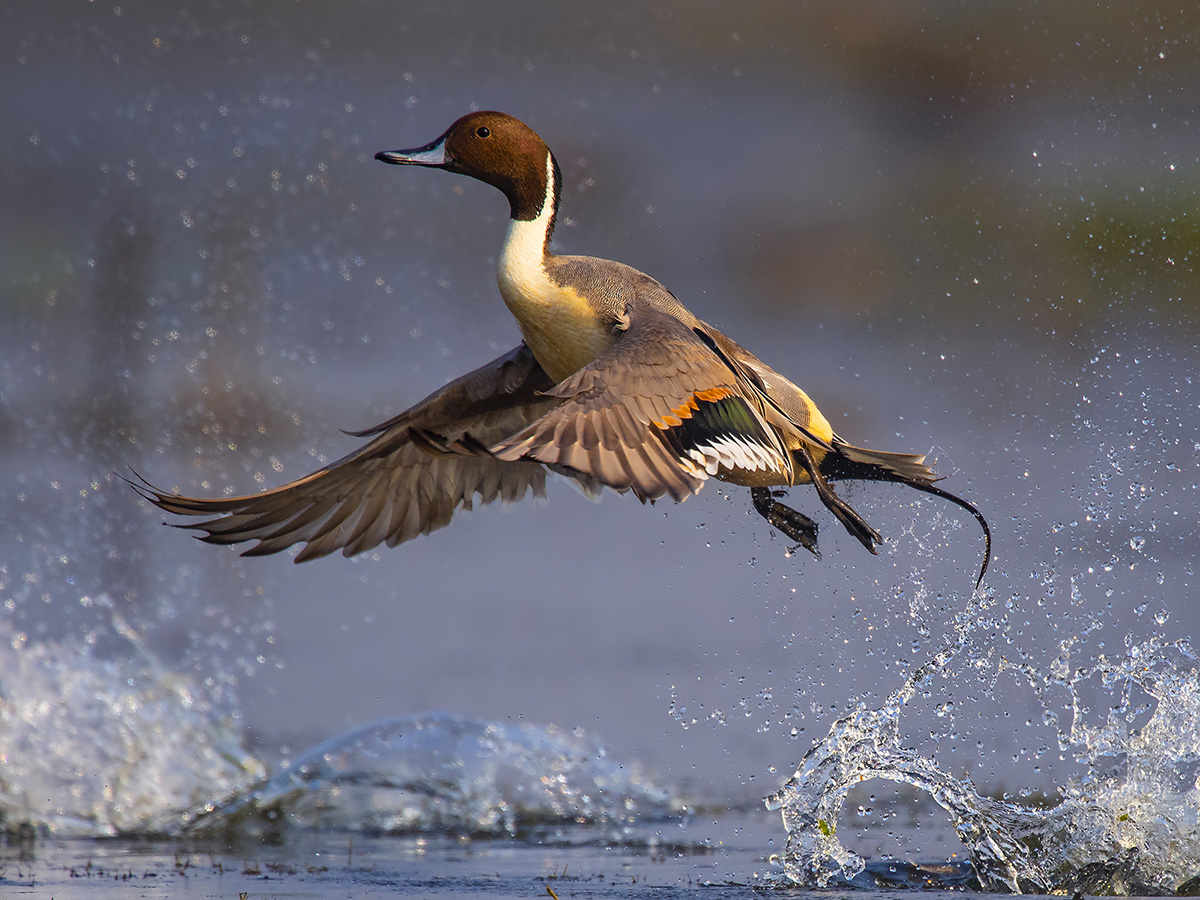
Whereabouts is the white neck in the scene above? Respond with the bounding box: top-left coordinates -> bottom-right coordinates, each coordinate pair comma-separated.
497,152 -> 556,302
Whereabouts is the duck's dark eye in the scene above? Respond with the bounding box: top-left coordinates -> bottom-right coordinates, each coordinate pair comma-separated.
476,126 -> 490,138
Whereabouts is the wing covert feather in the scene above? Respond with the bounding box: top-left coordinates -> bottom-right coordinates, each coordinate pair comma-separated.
490,304 -> 789,502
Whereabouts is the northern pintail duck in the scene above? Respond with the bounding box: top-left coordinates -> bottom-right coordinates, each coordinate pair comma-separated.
135,112 -> 991,585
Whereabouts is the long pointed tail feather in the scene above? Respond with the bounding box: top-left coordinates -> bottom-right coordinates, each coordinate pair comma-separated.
822,441 -> 991,588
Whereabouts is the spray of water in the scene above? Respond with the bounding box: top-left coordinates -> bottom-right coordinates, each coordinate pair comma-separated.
0,614 -> 678,841
0,612 -> 265,836
765,596 -> 1200,894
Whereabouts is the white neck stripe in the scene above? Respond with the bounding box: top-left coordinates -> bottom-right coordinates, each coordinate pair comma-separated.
498,154 -> 556,300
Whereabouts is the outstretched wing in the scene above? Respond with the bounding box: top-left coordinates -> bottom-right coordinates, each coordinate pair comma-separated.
490,303 -> 793,501
133,343 -> 584,561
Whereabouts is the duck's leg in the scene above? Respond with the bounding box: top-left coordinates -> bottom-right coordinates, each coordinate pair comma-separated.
751,487 -> 820,557
792,444 -> 883,554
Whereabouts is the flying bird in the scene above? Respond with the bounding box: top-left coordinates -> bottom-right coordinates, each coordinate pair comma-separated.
134,112 -> 991,585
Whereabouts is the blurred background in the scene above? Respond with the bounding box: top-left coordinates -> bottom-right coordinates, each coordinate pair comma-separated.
1,0 -> 1196,813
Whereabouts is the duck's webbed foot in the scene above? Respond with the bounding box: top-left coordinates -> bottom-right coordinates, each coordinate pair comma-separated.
751,487 -> 820,557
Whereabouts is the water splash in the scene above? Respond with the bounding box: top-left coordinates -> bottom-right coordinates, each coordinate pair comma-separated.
765,615 -> 1200,894
0,618 -> 678,841
765,638 -> 1046,892
188,712 -> 680,838
0,613 -> 265,836
1016,635 -> 1200,893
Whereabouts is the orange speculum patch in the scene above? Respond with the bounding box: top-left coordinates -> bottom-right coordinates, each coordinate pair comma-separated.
652,386 -> 734,430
